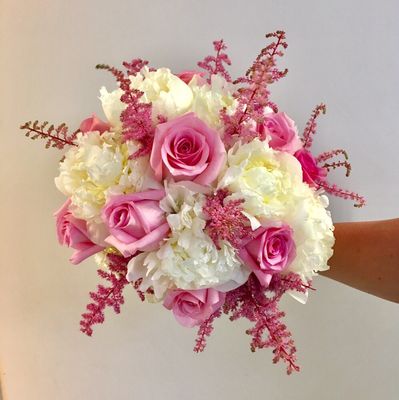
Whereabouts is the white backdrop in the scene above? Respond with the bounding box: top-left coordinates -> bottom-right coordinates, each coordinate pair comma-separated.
1,1 -> 398,399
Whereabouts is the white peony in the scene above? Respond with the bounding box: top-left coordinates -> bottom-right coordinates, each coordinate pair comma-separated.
218,138 -> 303,222
129,66 -> 193,121
55,132 -> 150,221
188,74 -> 237,129
99,87 -> 125,130
219,138 -> 335,302
98,70 -> 236,134
284,187 -> 335,283
126,181 -> 250,300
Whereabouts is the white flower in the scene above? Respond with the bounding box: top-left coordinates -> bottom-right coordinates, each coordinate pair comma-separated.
219,138 -> 303,220
55,132 -> 150,221
284,186 -> 335,283
99,87 -> 125,130
130,67 -> 193,121
126,181 -> 250,299
218,138 -> 334,301
188,74 -> 237,129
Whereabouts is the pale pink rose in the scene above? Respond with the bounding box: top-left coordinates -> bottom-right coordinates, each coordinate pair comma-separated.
257,112 -> 302,154
150,112 -> 226,185
177,70 -> 206,85
294,148 -> 327,187
79,113 -> 110,134
54,199 -> 104,264
238,225 -> 296,286
101,190 -> 170,257
163,288 -> 226,328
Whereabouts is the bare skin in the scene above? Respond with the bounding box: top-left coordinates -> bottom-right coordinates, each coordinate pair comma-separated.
321,218 -> 399,303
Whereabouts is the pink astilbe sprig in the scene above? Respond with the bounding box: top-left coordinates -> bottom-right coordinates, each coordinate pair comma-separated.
316,148 -> 348,163
203,188 -> 253,249
193,308 -> 223,353
20,120 -> 79,149
299,105 -> 366,207
221,31 -> 288,146
198,39 -> 232,83
80,253 -> 129,336
302,103 -> 326,149
223,273 -> 311,374
96,61 -> 155,158
316,181 -> 366,208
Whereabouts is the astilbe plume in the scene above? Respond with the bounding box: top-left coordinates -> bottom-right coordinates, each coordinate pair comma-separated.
20,120 -> 79,149
96,59 -> 155,158
222,273 -> 311,374
301,104 -> 366,207
220,31 -> 288,146
203,188 -> 253,249
80,253 -> 129,336
198,39 -> 232,83
193,308 -> 223,353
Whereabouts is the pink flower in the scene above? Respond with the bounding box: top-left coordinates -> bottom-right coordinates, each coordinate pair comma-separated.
150,112 -> 226,185
163,288 -> 226,328
238,225 -> 296,286
294,148 -> 327,187
258,112 -> 302,154
79,113 -> 110,134
101,190 -> 170,257
177,70 -> 206,85
54,199 -> 104,264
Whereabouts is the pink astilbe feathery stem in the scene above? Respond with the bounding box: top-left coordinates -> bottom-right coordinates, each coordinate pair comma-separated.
222,273 -> 310,374
193,308 -> 223,353
316,181 -> 366,208
20,120 -> 79,149
316,148 -> 348,163
302,103 -> 326,149
300,106 -> 366,207
322,160 -> 352,177
198,39 -> 232,83
80,253 -> 129,336
220,31 -> 288,146
203,189 -> 253,249
96,60 -> 155,158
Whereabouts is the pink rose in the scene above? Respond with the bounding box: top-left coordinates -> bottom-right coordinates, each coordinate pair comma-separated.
257,112 -> 302,154
238,225 -> 296,286
54,199 -> 104,264
102,190 -> 170,257
163,288 -> 226,328
150,112 -> 226,185
177,70 -> 206,85
79,113 -> 110,134
294,148 -> 327,187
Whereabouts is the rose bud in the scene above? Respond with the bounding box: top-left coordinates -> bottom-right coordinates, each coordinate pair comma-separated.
54,199 -> 104,264
79,113 -> 110,134
238,225 -> 296,286
163,288 -> 226,328
150,112 -> 226,185
258,112 -> 302,154
102,190 -> 170,257
294,148 -> 327,187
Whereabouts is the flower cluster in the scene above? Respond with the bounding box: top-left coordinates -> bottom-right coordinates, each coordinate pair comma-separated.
20,31 -> 365,374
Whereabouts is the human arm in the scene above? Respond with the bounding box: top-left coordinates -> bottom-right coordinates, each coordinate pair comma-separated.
321,218 -> 399,303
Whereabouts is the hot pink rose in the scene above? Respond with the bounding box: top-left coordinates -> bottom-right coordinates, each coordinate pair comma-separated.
177,70 -> 206,85
150,112 -> 226,185
257,112 -> 302,154
163,288 -> 226,328
239,225 -> 296,286
294,148 -> 327,187
54,199 -> 104,265
101,190 -> 170,257
79,113 -> 110,134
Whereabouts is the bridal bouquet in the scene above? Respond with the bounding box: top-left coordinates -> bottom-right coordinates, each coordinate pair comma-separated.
20,31 -> 364,373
